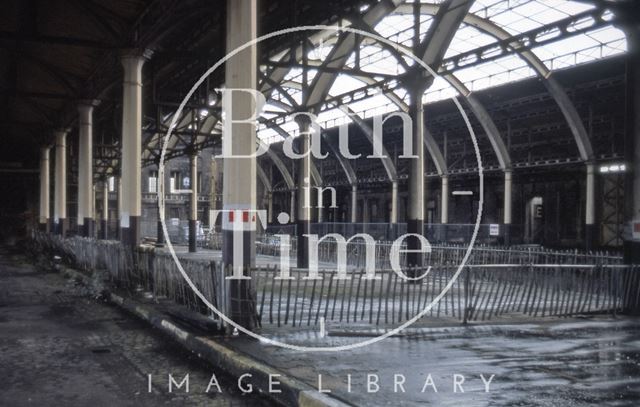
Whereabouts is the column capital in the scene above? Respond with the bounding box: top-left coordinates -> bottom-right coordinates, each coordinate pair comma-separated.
77,101 -> 98,127
404,72 -> 432,101
120,49 -> 152,86
120,48 -> 153,61
54,129 -> 69,145
185,146 -> 199,158
293,112 -> 313,127
78,98 -> 100,107
78,99 -> 100,113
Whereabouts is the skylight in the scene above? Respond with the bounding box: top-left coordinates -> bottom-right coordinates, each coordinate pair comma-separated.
255,0 -> 628,144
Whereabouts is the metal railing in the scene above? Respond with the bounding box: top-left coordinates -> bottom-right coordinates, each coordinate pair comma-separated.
263,222 -> 525,244
251,263 -> 636,327
28,232 -> 638,330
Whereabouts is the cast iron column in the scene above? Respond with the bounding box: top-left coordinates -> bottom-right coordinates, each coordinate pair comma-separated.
390,181 -> 398,238
407,87 -> 426,268
115,176 -> 122,240
623,19 -> 640,264
585,163 -> 596,251
39,147 -> 50,232
267,191 -> 273,224
53,129 -> 68,236
289,189 -> 296,222
223,0 -> 258,330
189,153 -> 198,253
503,170 -> 513,246
101,179 -> 109,240
155,161 -> 164,247
296,114 -> 312,269
120,50 -> 149,247
441,175 -> 449,242
77,102 -> 97,237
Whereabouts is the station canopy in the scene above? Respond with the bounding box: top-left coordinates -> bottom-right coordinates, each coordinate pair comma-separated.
255,0 -> 627,145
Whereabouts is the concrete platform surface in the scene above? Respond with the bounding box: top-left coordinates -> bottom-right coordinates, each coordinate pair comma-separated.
0,246 -> 274,407
3,244 -> 640,406
227,316 -> 640,406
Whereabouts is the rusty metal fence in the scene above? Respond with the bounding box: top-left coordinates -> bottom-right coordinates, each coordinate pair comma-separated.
250,263 -> 638,327
29,231 -> 639,329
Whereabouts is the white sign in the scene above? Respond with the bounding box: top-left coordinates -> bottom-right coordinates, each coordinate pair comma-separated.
489,224 -> 500,236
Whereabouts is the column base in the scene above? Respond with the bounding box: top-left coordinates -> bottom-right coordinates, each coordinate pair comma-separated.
623,240 -> 640,265
188,219 -> 197,253
100,220 -> 108,240
585,224 -> 597,252
82,218 -> 95,238
54,219 -> 68,236
38,222 -> 48,232
623,240 -> 640,314
503,223 -> 511,247
406,218 -> 424,269
222,228 -> 257,331
296,220 -> 311,268
227,279 -> 257,332
120,216 -> 140,247
388,222 -> 399,241
156,220 -> 165,247
438,224 -> 448,243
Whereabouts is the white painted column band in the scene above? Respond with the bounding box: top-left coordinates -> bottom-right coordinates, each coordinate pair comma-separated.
39,147 -> 50,224
77,103 -> 95,225
54,130 -> 67,223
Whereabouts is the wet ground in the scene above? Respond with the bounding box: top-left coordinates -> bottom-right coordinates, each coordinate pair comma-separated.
3,243 -> 640,406
0,246 -> 273,407
230,318 -> 640,406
